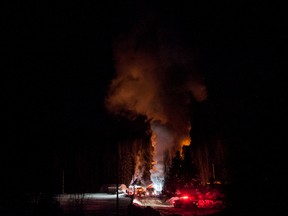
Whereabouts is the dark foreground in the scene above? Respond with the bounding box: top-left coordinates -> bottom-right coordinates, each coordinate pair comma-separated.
0,193 -> 227,216
0,192 -> 285,216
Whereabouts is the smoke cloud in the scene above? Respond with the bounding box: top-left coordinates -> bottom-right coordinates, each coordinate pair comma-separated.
105,17 -> 207,190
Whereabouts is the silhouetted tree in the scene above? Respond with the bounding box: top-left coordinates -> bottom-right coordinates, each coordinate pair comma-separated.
118,141 -> 135,186
164,151 -> 184,193
182,145 -> 197,183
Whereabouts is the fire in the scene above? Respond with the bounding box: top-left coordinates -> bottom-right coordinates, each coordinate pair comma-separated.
150,131 -> 158,172
105,22 -> 208,195
181,138 -> 191,147
180,137 -> 191,156
150,132 -> 157,148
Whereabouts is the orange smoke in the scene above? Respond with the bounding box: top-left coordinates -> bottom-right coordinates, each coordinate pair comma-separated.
105,16 -> 207,185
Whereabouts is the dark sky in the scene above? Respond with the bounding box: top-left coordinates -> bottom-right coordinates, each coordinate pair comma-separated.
1,0 -> 287,211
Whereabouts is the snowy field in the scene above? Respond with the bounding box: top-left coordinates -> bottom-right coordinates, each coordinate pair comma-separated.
57,193 -> 131,215
134,196 -> 224,216
56,193 -> 225,216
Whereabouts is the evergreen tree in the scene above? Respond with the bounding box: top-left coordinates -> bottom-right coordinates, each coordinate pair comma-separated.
182,145 -> 197,184
118,142 -> 135,186
164,151 -> 183,193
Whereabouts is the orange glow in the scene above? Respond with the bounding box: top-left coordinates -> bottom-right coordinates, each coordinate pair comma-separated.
181,138 -> 190,147
180,137 -> 191,156
151,132 -> 157,148
150,132 -> 157,171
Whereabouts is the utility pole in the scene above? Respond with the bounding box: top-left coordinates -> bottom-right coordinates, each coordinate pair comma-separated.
116,143 -> 119,215
62,168 -> 65,194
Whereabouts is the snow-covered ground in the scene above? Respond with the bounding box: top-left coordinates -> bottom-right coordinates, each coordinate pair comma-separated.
56,193 -> 225,215
134,196 -> 224,216
56,193 -> 131,215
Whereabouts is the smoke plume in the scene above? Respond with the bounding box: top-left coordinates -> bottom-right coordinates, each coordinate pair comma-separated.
105,17 -> 207,190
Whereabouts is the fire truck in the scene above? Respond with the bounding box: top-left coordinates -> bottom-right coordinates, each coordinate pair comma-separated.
127,185 -> 146,197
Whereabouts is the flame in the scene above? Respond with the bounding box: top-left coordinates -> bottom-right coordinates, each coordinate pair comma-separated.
150,131 -> 157,170
151,132 -> 157,148
181,137 -> 191,147
180,136 -> 191,156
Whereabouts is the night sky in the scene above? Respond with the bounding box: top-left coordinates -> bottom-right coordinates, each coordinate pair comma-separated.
1,0 -> 287,214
